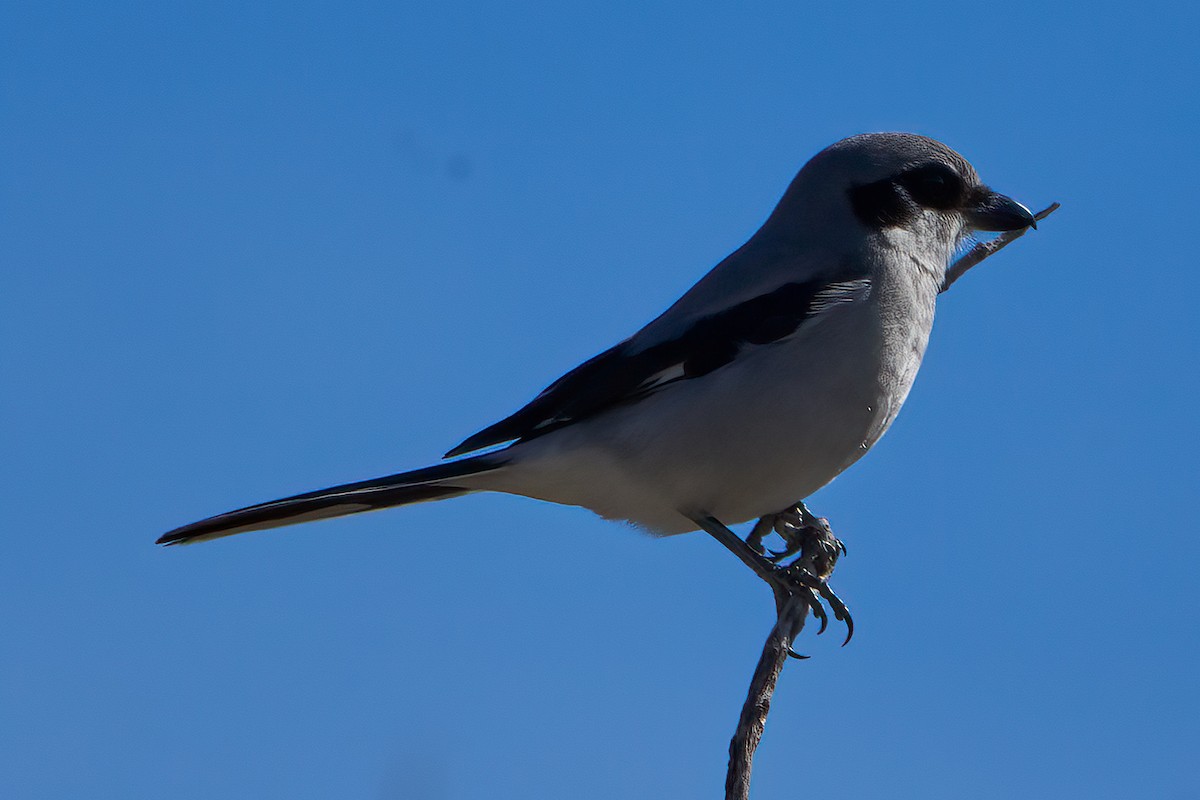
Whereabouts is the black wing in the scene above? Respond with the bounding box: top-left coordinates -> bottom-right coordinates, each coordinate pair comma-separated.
444,273 -> 870,457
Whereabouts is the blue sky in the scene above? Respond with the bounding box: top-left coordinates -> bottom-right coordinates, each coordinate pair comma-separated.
2,2 -> 1197,798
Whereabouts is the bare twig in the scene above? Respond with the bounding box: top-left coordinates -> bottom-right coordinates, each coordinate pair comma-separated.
940,202 -> 1060,293
726,593 -> 808,800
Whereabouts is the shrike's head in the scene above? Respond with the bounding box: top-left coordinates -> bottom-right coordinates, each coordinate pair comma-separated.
765,133 -> 1034,260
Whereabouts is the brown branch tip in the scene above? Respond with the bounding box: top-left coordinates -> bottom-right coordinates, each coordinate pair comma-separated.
726,595 -> 808,800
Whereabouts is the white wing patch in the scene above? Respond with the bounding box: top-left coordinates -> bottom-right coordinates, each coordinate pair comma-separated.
808,278 -> 873,316
634,363 -> 687,393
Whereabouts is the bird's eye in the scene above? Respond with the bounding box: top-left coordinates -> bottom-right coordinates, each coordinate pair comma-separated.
899,163 -> 964,210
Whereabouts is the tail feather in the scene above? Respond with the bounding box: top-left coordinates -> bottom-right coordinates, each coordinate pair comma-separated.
157,454 -> 508,546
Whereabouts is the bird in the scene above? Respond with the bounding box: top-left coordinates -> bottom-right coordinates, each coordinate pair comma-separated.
158,133 -> 1036,634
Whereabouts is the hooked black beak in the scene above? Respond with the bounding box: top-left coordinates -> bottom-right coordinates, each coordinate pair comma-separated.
963,190 -> 1037,232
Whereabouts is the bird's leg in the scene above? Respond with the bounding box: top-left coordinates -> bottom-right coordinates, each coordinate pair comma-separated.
691,512 -> 852,646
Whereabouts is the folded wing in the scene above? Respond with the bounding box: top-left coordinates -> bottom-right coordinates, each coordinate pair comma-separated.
445,272 -> 871,457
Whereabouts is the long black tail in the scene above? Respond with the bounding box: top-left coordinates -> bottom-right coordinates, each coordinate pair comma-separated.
157,454 -> 508,546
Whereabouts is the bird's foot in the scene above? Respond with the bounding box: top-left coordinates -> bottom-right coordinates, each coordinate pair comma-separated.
751,504 -> 853,649
764,503 -> 846,573
693,507 -> 853,652
767,564 -> 853,648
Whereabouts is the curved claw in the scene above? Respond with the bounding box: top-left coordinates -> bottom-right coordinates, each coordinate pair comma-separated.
833,604 -> 854,646
814,583 -> 854,645
787,648 -> 810,660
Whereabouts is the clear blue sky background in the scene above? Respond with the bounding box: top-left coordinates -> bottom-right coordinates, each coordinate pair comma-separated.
3,2 -> 1197,798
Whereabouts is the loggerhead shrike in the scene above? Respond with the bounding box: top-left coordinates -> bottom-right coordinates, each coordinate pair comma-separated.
159,133 -> 1037,636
